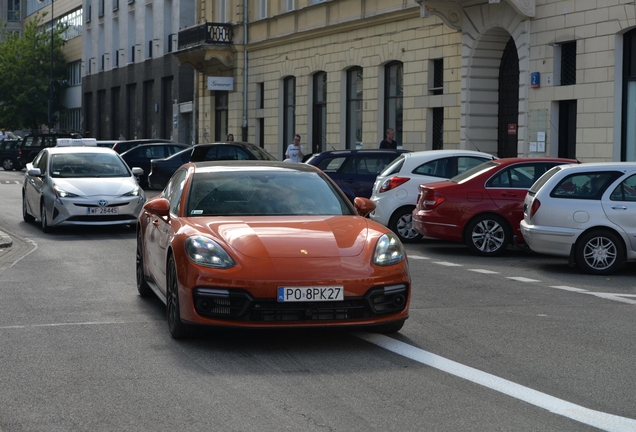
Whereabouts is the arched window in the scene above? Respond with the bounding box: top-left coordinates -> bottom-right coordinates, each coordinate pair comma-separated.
283,76 -> 296,148
313,71 -> 327,153
346,67 -> 363,149
384,61 -> 403,147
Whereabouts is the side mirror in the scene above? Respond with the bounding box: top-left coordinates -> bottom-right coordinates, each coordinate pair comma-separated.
131,167 -> 144,176
353,197 -> 376,217
144,197 -> 170,218
27,168 -> 42,177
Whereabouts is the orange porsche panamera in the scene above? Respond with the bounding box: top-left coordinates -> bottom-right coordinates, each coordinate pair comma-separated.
136,161 -> 411,338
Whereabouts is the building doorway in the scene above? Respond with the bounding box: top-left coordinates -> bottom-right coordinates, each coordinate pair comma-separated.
498,37 -> 519,158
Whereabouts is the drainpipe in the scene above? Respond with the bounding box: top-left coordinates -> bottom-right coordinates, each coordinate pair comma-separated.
241,0 -> 248,142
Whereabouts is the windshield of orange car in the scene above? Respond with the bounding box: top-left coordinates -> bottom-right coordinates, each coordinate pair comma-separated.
187,171 -> 355,216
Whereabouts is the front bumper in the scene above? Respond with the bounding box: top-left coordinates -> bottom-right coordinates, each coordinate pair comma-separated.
47,196 -> 145,226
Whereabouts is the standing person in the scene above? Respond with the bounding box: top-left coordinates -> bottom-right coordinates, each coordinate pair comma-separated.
379,128 -> 397,149
0,129 -> 7,140
285,134 -> 304,162
226,133 -> 234,141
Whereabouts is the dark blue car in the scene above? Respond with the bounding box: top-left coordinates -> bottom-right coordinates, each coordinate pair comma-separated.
305,149 -> 409,201
120,143 -> 192,187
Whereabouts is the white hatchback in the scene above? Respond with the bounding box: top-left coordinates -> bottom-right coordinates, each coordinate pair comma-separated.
369,150 -> 495,242
520,162 -> 636,275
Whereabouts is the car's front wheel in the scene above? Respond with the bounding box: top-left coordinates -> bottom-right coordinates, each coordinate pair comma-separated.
575,229 -> 625,275
22,193 -> 35,223
389,207 -> 423,243
465,214 -> 510,256
40,201 -> 51,233
136,230 -> 152,297
167,254 -> 189,339
2,157 -> 14,171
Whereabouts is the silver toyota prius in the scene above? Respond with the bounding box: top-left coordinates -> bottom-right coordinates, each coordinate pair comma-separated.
22,140 -> 146,232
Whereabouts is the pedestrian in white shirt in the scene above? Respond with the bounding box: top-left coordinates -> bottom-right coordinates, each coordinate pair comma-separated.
285,134 -> 304,162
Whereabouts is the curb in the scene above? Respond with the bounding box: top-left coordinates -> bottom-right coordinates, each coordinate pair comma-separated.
0,230 -> 13,248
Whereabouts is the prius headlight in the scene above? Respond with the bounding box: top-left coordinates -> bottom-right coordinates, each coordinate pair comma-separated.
373,233 -> 405,266
122,186 -> 141,197
185,236 -> 235,268
53,185 -> 79,198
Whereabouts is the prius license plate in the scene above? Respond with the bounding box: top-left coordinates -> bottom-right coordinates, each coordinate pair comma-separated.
277,286 -> 344,302
87,207 -> 119,215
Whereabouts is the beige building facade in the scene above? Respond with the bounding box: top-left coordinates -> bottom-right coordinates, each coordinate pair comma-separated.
176,0 -> 636,162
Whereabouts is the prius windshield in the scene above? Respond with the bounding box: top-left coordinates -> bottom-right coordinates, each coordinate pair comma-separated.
50,153 -> 131,178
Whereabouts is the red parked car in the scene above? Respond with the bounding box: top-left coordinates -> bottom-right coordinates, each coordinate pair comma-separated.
412,158 -> 578,256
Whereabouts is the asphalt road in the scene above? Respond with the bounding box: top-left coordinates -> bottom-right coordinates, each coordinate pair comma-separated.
0,168 -> 635,432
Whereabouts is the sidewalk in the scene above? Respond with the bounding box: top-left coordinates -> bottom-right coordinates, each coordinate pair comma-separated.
0,229 -> 13,249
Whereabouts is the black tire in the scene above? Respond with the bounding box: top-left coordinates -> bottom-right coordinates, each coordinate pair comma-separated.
575,230 -> 625,275
136,230 -> 152,297
465,214 -> 510,256
167,255 -> 189,339
389,207 -> 423,243
40,201 -> 51,233
372,319 -> 405,334
2,158 -> 14,171
22,194 -> 35,222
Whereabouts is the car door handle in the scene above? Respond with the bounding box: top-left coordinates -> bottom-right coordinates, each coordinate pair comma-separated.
152,219 -> 160,226
611,205 -> 628,210
501,192 -> 517,197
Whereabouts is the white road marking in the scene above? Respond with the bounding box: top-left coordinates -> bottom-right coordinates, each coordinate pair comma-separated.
468,269 -> 499,274
585,292 -> 636,305
549,285 -> 588,293
433,261 -> 463,267
357,333 -> 636,432
408,255 -> 430,260
507,277 -> 540,283
0,320 -> 156,330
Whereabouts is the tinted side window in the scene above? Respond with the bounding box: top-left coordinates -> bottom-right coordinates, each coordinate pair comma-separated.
317,156 -> 346,172
413,157 -> 452,178
610,173 -> 636,201
487,163 -> 548,189
24,136 -> 38,148
166,169 -> 187,214
551,171 -> 623,200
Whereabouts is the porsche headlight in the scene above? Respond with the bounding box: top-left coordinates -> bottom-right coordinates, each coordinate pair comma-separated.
373,233 -> 405,266
185,236 -> 235,268
53,185 -> 79,198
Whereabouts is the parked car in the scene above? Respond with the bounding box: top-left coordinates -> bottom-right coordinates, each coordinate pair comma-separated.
369,150 -> 495,243
120,142 -> 191,187
305,149 -> 409,201
111,139 -> 174,154
0,139 -> 21,171
520,162 -> 636,275
147,142 -> 276,190
22,141 -> 145,232
137,161 -> 410,338
18,132 -> 81,169
411,157 -> 578,256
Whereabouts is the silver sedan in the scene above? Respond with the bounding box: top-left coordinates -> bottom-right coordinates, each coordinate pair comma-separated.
22,145 -> 146,232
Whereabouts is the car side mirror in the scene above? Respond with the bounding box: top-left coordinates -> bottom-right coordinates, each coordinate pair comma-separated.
144,198 -> 170,218
131,167 -> 144,176
354,197 -> 376,217
27,168 -> 42,177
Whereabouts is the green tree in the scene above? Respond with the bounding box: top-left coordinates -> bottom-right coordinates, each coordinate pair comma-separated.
0,13 -> 67,131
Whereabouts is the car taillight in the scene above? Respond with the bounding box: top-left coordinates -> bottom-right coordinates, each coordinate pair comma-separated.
529,198 -> 541,219
379,177 -> 410,193
420,188 -> 446,210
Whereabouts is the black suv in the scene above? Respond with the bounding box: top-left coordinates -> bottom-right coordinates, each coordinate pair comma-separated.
305,149 -> 410,201
18,132 -> 81,169
0,139 -> 21,171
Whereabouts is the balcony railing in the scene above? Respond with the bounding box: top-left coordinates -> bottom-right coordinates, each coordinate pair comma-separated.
177,22 -> 233,50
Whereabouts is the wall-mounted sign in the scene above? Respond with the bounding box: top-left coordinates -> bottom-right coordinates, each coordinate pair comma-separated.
508,124 -> 517,135
207,76 -> 234,91
531,72 -> 540,88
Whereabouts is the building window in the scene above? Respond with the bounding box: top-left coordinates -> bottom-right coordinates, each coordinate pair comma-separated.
430,58 -> 443,95
623,30 -> 636,161
218,0 -> 226,22
98,0 -> 104,17
257,82 -> 264,109
558,41 -> 576,86
214,91 -> 229,141
67,61 -> 82,86
259,0 -> 267,19
286,0 -> 294,11
432,107 -> 443,150
310,0 -> 325,4
8,0 -> 20,21
60,9 -> 83,40
313,72 -> 327,154
346,67 -> 363,150
60,108 -> 81,133
283,76 -> 296,149
384,61 -> 403,148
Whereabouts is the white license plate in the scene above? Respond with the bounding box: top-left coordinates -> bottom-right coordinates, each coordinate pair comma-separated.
87,207 -> 119,215
277,286 -> 344,302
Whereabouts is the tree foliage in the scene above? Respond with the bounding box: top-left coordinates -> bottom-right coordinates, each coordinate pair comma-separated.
0,13 -> 67,131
